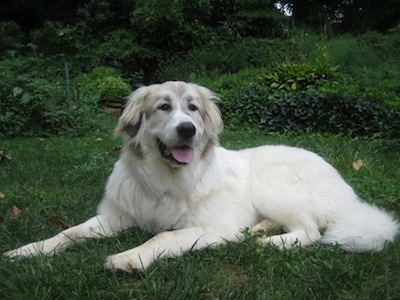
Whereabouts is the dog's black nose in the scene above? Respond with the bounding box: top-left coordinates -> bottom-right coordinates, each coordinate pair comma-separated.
177,122 -> 196,139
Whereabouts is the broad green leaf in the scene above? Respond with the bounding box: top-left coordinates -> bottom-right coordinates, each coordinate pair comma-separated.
20,93 -> 31,104
270,82 -> 280,88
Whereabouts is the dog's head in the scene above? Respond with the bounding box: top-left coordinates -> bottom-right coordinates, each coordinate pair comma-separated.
115,81 -> 223,167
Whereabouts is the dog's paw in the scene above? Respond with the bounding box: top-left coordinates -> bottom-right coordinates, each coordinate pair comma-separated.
3,244 -> 39,260
251,219 -> 279,236
257,234 -> 302,250
256,234 -> 290,249
105,253 -> 145,273
3,249 -> 19,260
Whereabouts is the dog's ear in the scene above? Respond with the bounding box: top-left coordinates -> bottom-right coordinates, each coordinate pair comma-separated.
195,85 -> 223,136
205,100 -> 223,136
114,86 -> 148,137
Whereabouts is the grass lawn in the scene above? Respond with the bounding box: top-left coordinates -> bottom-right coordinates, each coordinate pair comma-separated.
1,118 -> 399,299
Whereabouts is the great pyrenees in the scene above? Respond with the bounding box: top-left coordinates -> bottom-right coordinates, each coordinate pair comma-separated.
5,81 -> 399,272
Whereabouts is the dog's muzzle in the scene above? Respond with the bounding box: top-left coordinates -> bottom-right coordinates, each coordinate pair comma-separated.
158,122 -> 196,165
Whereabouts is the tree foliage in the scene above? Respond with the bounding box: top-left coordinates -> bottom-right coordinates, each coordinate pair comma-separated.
280,0 -> 400,33
1,0 -> 398,81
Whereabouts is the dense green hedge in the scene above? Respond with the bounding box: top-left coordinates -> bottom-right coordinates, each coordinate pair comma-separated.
222,89 -> 400,137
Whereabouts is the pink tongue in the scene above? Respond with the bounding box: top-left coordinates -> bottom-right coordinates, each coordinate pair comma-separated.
171,147 -> 194,163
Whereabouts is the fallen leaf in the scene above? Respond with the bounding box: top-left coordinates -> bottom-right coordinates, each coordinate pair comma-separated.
352,159 -> 364,171
9,206 -> 21,220
104,146 -> 122,155
0,150 -> 12,163
95,138 -> 103,142
0,192 -> 5,199
82,141 -> 92,147
46,216 -> 70,230
36,137 -> 45,142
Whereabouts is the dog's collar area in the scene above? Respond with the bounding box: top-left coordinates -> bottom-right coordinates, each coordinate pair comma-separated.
158,139 -> 195,165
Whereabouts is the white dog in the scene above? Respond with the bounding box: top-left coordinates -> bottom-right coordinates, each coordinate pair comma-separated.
5,81 -> 399,272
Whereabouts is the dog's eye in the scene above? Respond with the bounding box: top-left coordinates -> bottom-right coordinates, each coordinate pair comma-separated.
189,104 -> 198,112
159,104 -> 171,111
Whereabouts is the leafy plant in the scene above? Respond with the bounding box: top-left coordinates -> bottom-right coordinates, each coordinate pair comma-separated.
265,94 -> 399,136
97,76 -> 131,101
0,77 -> 102,137
222,88 -> 400,137
220,87 -> 272,130
262,61 -> 340,91
0,58 -> 105,138
72,67 -> 131,104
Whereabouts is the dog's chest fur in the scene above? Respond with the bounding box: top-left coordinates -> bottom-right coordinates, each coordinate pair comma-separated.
105,151 -> 224,233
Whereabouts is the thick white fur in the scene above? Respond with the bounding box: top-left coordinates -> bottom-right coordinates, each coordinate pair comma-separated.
4,81 -> 399,272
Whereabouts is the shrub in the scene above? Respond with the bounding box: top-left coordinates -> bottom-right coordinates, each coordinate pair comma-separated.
222,88 -> 400,137
72,67 -> 131,104
97,76 -> 131,101
261,61 -> 339,91
0,78 -> 100,137
0,59 -> 104,138
221,87 -> 271,130
264,94 -> 399,136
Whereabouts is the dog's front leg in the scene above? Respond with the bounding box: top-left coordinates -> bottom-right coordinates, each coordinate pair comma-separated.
4,212 -> 134,259
105,226 -> 236,272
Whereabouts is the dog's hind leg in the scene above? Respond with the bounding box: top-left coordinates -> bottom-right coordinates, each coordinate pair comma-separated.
4,211 -> 135,259
257,227 -> 321,249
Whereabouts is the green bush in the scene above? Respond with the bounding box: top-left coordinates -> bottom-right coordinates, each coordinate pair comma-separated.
0,58 -> 104,138
222,88 -> 400,137
261,61 -> 339,91
97,76 -> 131,101
72,67 -> 131,104
0,78 -> 100,137
265,94 -> 399,136
220,87 -> 269,130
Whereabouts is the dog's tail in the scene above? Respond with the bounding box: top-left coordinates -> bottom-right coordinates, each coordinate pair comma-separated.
320,201 -> 399,252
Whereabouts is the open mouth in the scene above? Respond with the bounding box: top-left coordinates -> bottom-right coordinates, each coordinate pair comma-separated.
158,140 -> 195,165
